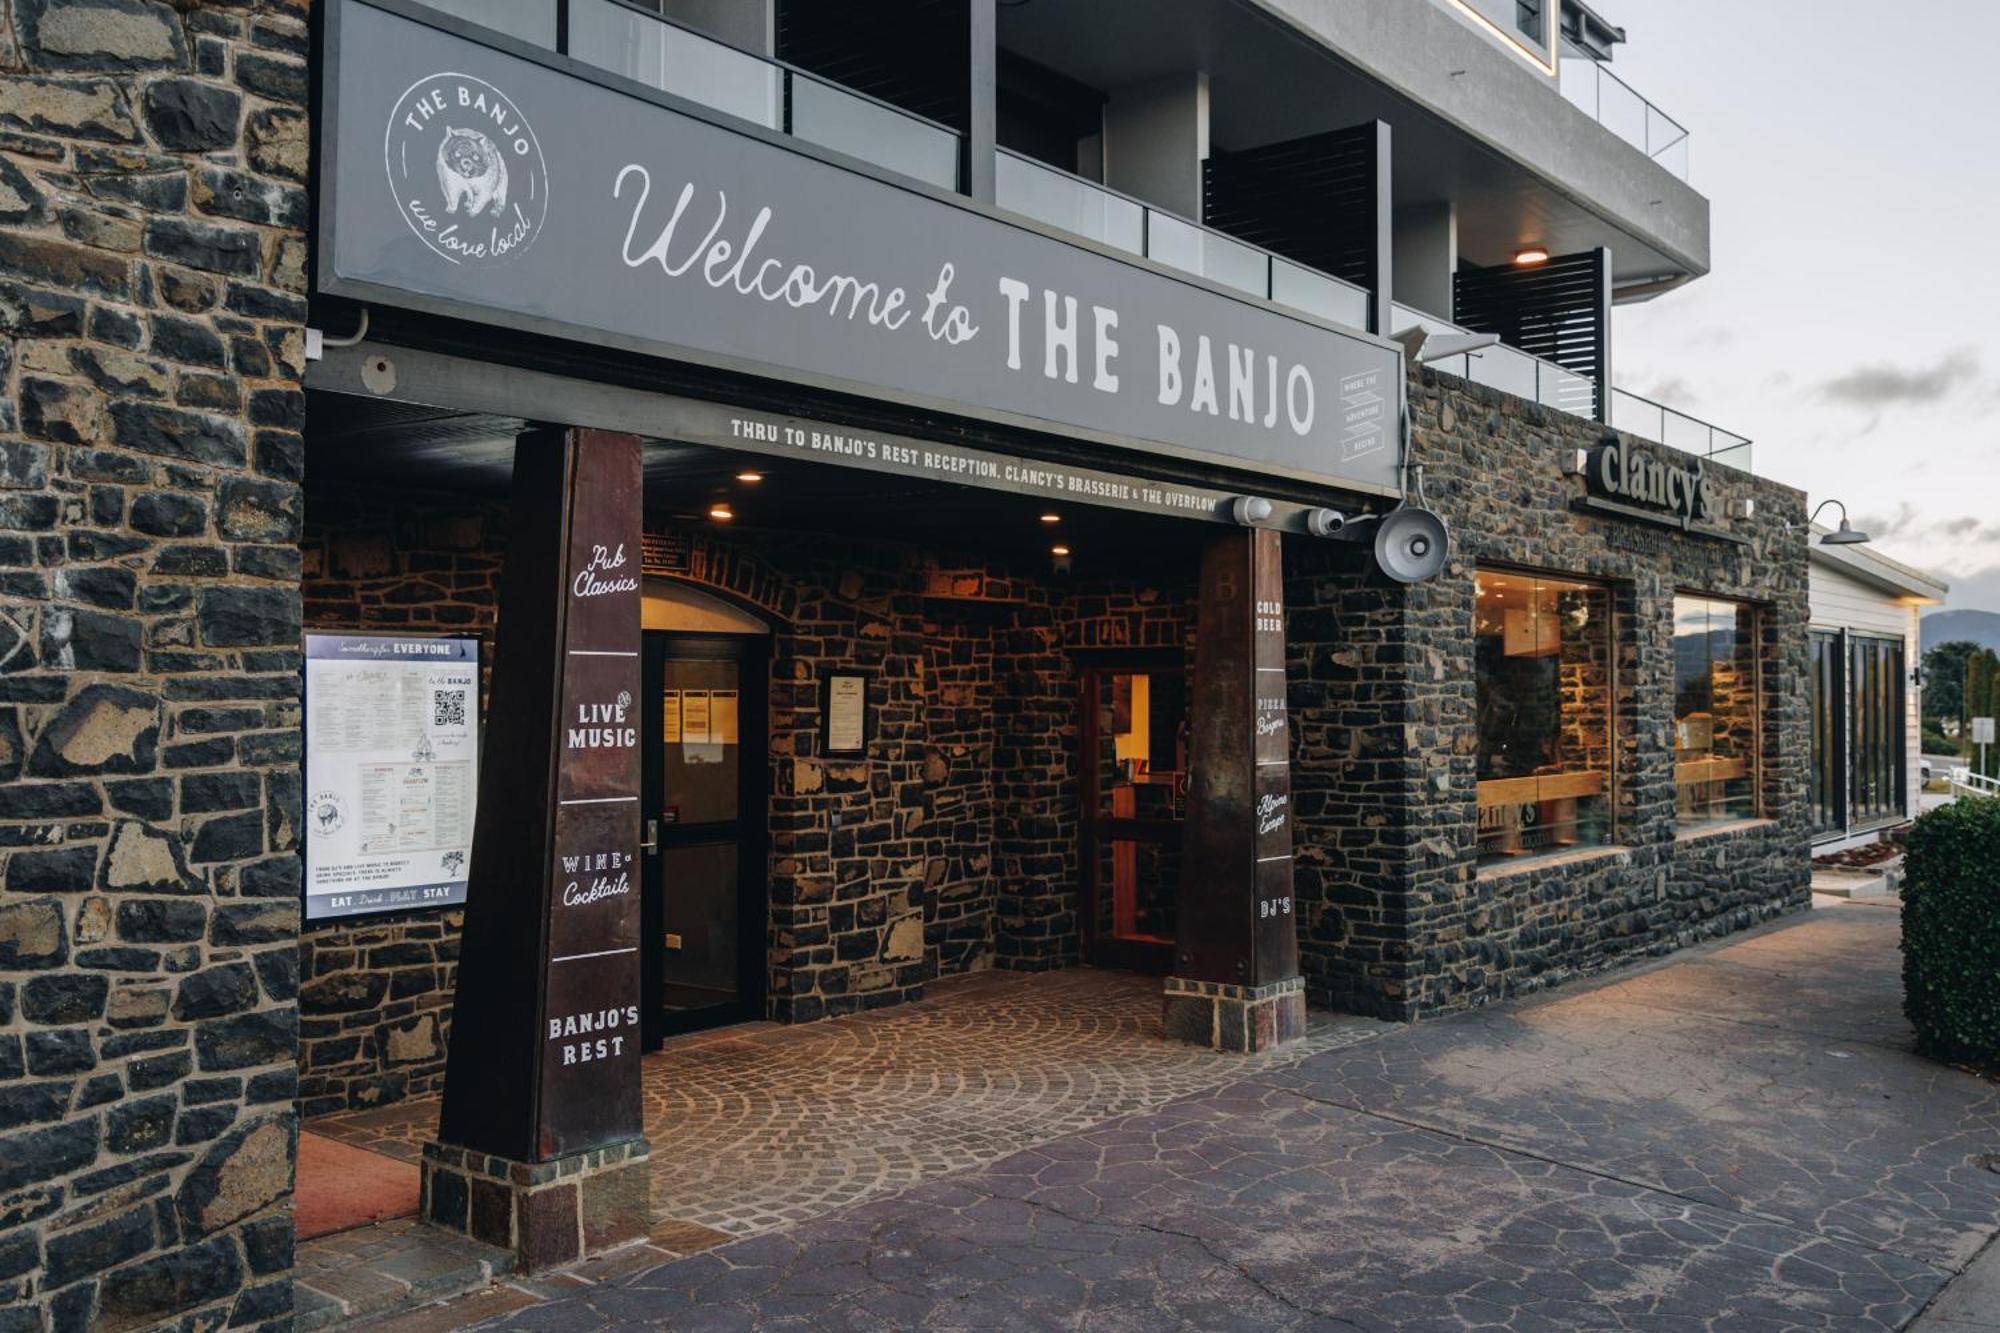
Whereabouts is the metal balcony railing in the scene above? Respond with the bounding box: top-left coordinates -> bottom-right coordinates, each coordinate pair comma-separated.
1609,389 -> 1753,472
1390,304 -> 1597,419
1394,305 -> 1753,474
410,1 -> 1746,475
1558,49 -> 1690,180
417,0 -> 962,191
994,149 -> 1372,332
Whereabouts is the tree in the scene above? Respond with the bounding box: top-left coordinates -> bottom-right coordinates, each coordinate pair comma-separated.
1924,640 -> 1979,729
1968,649 -> 2000,778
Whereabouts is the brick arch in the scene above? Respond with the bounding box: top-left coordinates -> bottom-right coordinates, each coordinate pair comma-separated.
645,526 -> 796,628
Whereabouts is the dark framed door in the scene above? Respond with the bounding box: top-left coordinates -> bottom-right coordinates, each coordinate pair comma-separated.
1848,632 -> 1906,830
640,631 -> 768,1045
1808,629 -> 1846,838
1077,650 -> 1188,974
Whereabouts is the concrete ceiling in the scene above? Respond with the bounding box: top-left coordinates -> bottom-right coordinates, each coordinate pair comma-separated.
996,0 -> 1691,283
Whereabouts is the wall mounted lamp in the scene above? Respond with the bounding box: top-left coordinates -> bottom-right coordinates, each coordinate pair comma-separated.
1809,498 -> 1870,546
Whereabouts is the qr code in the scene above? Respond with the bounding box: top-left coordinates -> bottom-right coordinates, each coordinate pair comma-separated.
432,689 -> 467,729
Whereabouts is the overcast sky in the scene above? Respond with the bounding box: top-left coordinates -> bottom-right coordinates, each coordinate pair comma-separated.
1604,1 -> 1996,611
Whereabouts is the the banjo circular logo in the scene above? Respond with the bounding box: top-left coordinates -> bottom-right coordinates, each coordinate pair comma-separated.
384,71 -> 547,265
309,791 -> 348,837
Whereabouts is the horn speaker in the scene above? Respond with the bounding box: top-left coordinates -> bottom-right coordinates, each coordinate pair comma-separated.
1372,508 -> 1450,584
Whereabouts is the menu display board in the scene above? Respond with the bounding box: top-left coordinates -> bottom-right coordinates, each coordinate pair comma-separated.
305,633 -> 480,920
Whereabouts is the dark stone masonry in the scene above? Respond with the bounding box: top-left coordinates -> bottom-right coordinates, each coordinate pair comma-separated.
0,1 -> 307,1328
1287,370 -> 1810,1020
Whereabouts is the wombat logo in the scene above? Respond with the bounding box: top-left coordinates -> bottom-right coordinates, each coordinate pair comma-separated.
437,127 -> 508,217
310,792 -> 348,838
385,72 -> 547,266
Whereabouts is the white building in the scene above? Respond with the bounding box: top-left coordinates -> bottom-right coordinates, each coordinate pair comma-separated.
1808,533 -> 1947,848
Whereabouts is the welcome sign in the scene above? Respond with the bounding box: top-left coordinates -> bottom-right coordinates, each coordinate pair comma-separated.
319,0 -> 1402,494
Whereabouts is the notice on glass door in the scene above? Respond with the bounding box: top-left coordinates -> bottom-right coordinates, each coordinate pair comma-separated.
681,690 -> 711,744
661,689 -> 681,743
304,633 -> 480,920
711,690 -> 739,745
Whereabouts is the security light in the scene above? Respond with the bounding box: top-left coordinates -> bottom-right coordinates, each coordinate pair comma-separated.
1392,326 -> 1502,364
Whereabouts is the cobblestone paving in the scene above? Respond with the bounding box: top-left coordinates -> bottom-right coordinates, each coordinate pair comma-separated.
309,968 -> 1386,1236
444,903 -> 2000,1331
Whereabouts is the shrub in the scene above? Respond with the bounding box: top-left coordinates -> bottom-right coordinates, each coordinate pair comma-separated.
1921,724 -> 1956,758
1902,795 -> 2000,1065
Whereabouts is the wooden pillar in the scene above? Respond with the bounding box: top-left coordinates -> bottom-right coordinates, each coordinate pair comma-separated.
423,427 -> 650,1272
1164,526 -> 1305,1051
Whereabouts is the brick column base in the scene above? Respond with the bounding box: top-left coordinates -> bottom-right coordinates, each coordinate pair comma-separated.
1162,976 -> 1306,1052
420,1137 -> 651,1273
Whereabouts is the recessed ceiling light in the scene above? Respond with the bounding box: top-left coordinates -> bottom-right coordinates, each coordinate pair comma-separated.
1039,512 -> 1061,524
708,504 -> 734,522
1513,246 -> 1550,266
1051,544 -> 1071,556
736,471 -> 764,483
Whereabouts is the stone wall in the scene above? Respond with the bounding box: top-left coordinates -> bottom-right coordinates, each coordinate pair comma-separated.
1287,367 -> 1811,1020
663,528 -> 1198,1022
0,2 -> 307,1328
294,482 -> 499,1116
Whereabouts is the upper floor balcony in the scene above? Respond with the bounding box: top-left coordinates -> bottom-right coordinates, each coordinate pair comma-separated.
396,0 -> 1747,475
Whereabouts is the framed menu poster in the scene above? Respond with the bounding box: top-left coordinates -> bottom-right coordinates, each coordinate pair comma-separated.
823,673 -> 868,755
304,632 -> 481,921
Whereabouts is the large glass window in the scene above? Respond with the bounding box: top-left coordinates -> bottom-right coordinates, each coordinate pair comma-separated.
1673,596 -> 1761,827
1476,571 -> 1616,865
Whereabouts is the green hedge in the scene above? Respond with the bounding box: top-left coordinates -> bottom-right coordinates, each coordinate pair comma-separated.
1902,796 -> 2000,1065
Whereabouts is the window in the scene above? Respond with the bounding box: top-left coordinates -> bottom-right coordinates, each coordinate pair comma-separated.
1673,596 -> 1760,827
1476,571 -> 1615,865
1515,0 -> 1546,44
1809,630 -> 1845,837
1847,634 -> 1906,828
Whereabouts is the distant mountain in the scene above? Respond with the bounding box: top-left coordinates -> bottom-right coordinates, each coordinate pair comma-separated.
1922,609 -> 2000,653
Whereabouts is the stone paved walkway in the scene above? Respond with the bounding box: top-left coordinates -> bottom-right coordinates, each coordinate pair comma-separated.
375,900 -> 2000,1331
309,969 -> 1386,1240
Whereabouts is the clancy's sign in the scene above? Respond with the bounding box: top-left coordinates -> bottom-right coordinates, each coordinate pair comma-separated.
319,0 -> 1400,495
1585,437 -> 1715,532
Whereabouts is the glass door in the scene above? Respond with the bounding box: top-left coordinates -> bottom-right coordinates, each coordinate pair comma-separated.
1808,630 -> 1846,838
641,632 -> 766,1044
1848,633 -> 1906,830
1078,654 -> 1187,974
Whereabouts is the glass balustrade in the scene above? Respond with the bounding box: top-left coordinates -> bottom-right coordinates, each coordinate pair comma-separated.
1558,54 -> 1690,180
788,73 -> 959,190
1270,258 -> 1369,330
569,0 -> 779,129
994,152 -> 1143,253
403,2 -> 1745,474
413,0 -> 959,190
415,0 -> 556,48
1611,389 -> 1753,472
994,150 -> 1372,331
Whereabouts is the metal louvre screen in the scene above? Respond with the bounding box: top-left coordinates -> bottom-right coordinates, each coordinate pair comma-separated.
1453,249 -> 1609,413
1201,123 -> 1382,292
